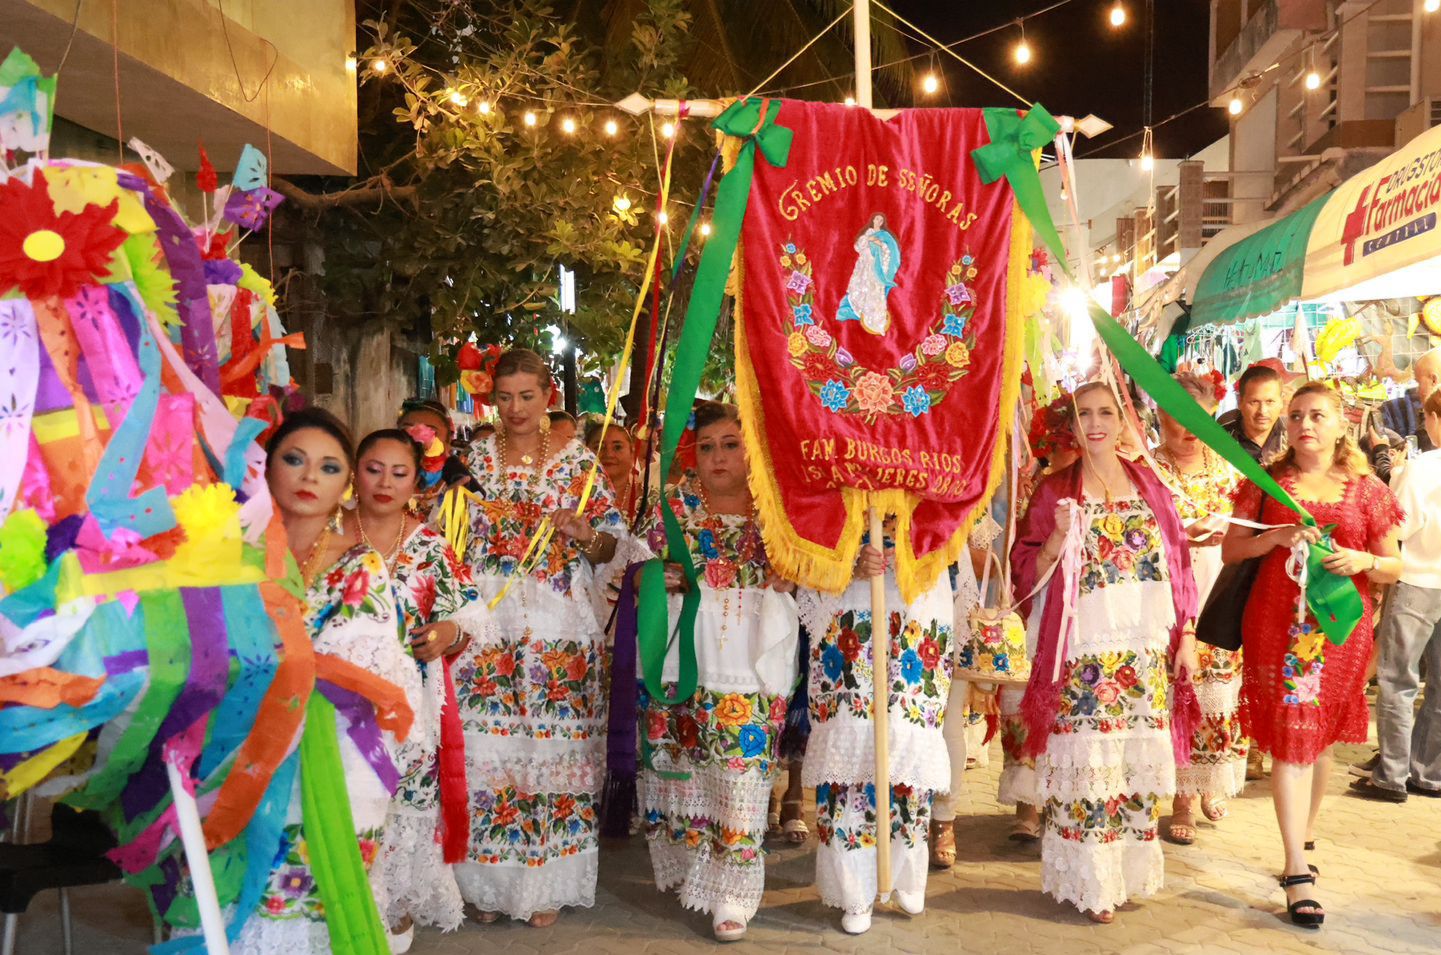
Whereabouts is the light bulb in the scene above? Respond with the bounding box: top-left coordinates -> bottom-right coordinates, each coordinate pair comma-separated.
1110,2 -> 1126,27
921,72 -> 939,94
613,195 -> 632,213
604,118 -> 618,136
561,116 -> 576,134
661,121 -> 676,139
1140,152 -> 1154,171
448,89 -> 468,107
1112,254 -> 1121,263
1059,187 -> 1068,201
477,100 -> 492,115
700,222 -> 712,236
657,210 -> 669,225
1426,0 -> 1439,13
370,58 -> 389,74
523,111 -> 537,127
1014,40 -> 1032,65
1228,96 -> 1243,115
844,95 -> 856,106
1305,70 -> 1321,90
345,55 -> 357,72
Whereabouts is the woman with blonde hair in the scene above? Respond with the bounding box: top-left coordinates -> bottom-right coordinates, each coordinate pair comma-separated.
1012,381 -> 1200,924
1154,371 -> 1246,844
1222,381 -> 1402,928
451,348 -> 627,926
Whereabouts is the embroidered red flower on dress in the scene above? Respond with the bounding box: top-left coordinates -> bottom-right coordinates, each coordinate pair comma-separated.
0,171 -> 126,300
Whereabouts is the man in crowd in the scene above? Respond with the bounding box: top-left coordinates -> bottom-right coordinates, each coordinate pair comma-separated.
1351,390 -> 1441,802
1382,347 -> 1439,454
1218,360 -> 1289,465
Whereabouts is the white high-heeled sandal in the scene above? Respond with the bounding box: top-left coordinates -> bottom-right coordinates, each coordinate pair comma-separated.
895,889 -> 925,916
712,903 -> 748,942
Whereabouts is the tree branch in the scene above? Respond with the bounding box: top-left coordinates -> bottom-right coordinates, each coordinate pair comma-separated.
272,176 -> 418,210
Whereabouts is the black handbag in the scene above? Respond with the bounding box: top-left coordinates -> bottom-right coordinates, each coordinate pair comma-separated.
1194,497 -> 1264,653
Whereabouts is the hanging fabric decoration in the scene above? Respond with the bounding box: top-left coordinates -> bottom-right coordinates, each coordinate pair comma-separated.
729,99 -> 1032,601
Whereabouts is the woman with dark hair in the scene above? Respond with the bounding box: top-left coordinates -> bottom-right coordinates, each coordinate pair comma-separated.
1154,371 -> 1246,844
799,525 -> 955,933
398,398 -> 476,514
230,408 -> 421,954
1012,381 -> 1200,925
348,428 -> 489,950
637,400 -> 798,941
1222,381 -> 1402,928
451,348 -> 627,926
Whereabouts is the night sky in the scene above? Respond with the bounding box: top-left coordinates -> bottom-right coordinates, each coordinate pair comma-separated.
887,0 -> 1228,161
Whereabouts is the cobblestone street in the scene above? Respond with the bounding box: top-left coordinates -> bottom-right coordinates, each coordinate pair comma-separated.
16,732 -> 1441,955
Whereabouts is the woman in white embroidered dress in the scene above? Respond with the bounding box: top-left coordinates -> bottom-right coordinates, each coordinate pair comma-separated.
639,401 -> 799,942
452,348 -> 625,926
1153,371 -> 1246,845
230,408 -> 421,954
1011,382 -> 1200,924
347,428 -> 490,951
799,524 -> 954,935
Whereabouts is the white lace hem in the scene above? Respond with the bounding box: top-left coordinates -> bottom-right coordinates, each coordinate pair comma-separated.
802,713 -> 951,792
648,839 -> 767,920
997,763 -> 1040,807
1040,734 -> 1176,804
1194,679 -> 1242,715
1175,757 -> 1247,797
815,835 -> 929,914
453,849 -> 597,920
642,764 -> 775,829
1040,826 -> 1164,913
462,738 -> 604,794
373,813 -> 464,931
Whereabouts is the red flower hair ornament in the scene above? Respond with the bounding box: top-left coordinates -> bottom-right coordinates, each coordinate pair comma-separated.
0,171 -> 127,300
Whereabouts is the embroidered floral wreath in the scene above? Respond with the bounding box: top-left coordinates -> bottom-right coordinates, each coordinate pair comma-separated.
778,241 -> 981,424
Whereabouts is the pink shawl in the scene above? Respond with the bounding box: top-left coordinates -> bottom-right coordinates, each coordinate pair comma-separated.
1010,459 -> 1200,763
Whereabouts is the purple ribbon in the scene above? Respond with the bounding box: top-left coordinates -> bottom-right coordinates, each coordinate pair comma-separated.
600,562 -> 646,838
138,180 -> 221,394
316,681 -> 400,795
120,588 -> 230,819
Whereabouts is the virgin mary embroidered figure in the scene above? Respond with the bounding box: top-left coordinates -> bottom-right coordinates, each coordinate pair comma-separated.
836,212 -> 901,335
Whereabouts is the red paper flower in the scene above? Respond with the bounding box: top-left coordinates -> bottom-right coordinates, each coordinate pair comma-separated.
197,145 -> 218,193
0,171 -> 126,301
1027,392 -> 1079,460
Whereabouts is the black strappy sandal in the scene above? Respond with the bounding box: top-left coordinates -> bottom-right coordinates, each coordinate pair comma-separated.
1277,863 -> 1319,885
1280,873 -> 1324,929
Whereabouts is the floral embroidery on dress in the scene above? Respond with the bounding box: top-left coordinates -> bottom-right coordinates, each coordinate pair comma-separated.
1056,650 -> 1170,733
455,637 -> 599,732
645,479 -> 770,590
468,787 -> 598,866
1080,500 -> 1167,592
1282,621 -> 1325,707
811,608 -> 950,730
462,436 -> 624,594
814,782 -> 929,851
1050,796 -> 1161,845
1155,450 -> 1237,524
644,685 -> 787,778
258,825 -> 384,920
308,547 -> 392,637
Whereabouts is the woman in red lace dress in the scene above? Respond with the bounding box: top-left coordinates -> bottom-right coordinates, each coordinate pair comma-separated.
1222,382 -> 1403,929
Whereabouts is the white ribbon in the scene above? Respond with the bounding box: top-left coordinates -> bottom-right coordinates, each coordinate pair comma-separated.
1285,540 -> 1310,624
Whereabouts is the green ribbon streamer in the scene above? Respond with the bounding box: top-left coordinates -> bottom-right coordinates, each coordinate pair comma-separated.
68,592 -> 191,817
299,694 -> 388,955
975,105 -> 1065,272
638,97 -> 792,707
974,107 -> 1363,643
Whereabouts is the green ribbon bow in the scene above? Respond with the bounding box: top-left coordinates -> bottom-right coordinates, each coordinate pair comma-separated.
637,97 -> 791,711
974,105 -> 1065,271
977,103 -> 1363,642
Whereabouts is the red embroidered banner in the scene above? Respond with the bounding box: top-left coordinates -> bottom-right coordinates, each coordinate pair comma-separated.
734,101 -> 1028,599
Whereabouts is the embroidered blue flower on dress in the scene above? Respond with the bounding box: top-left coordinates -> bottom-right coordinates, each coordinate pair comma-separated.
738,724 -> 767,757
698,529 -> 719,559
792,303 -> 814,327
900,649 -> 923,683
819,379 -> 851,412
821,644 -> 844,681
902,386 -> 931,418
941,313 -> 968,337
784,243 -> 797,255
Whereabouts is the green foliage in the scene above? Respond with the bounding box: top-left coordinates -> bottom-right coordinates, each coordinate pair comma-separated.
285,0 -> 911,385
